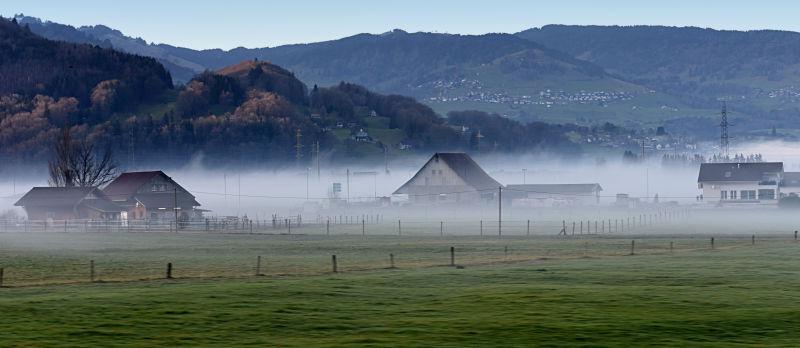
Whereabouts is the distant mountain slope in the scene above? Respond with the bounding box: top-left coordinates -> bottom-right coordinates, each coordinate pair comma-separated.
517,25 -> 800,104
16,15 -> 201,82
0,17 -> 172,106
22,14 -> 800,131
16,15 -> 657,125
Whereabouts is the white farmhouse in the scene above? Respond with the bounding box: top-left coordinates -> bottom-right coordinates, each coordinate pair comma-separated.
697,162 -> 783,204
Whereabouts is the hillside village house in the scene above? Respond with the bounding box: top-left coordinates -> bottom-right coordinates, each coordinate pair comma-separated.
697,162 -> 784,204
102,171 -> 202,221
393,153 -> 502,205
505,183 -> 603,207
14,187 -> 121,221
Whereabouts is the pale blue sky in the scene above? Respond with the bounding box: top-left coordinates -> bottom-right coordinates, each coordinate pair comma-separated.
2,0 -> 799,49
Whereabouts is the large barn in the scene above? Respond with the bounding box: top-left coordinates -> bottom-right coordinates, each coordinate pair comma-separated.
393,153 -> 501,205
102,171 -> 202,221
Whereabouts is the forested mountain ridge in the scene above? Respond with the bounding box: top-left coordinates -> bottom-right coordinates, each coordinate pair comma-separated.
0,17 -> 582,168
0,17 -> 172,110
17,14 -> 800,134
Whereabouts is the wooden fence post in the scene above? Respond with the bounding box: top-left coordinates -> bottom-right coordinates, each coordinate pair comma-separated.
398,220 -> 402,236
630,240 -> 635,255
166,262 -> 173,279
480,220 -> 483,236
90,260 -> 95,282
752,235 -> 755,245
504,246 -> 508,259
362,219 -> 365,236
711,237 -> 715,249
527,220 -> 531,236
795,231 -> 798,241
440,221 -> 443,236
450,246 -> 455,266
580,221 -> 583,234
331,255 -> 338,273
572,222 -> 575,235
389,253 -> 395,269
0,267 -> 3,288
256,256 -> 262,276
670,241 -> 674,253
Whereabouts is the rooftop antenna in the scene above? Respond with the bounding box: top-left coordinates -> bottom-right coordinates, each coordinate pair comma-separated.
720,101 -> 730,159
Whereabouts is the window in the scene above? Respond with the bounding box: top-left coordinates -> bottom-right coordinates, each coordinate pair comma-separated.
741,190 -> 756,200
730,190 -> 737,200
758,189 -> 775,200
721,191 -> 728,200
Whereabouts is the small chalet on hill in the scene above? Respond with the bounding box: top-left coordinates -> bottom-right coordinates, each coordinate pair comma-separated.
698,162 -> 783,204
393,153 -> 501,205
14,187 -> 121,220
505,183 -> 603,207
102,171 -> 202,221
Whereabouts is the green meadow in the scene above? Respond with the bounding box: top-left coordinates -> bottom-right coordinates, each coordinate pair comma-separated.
1,230 -> 800,346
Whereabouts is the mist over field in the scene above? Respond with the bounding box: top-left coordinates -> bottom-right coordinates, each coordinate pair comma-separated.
2,140 -> 798,222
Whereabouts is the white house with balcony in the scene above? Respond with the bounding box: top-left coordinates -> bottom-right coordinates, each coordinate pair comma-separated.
697,162 -> 783,205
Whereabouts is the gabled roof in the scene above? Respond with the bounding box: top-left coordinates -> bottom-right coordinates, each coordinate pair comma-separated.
14,187 -> 119,212
505,184 -> 603,196
102,171 -> 163,200
102,171 -> 196,202
15,187 -> 97,207
698,162 -> 783,182
394,153 -> 501,194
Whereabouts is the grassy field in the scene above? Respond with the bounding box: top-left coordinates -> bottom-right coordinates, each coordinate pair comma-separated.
1,234 -> 800,346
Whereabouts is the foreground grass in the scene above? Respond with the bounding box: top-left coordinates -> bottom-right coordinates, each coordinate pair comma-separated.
2,242 -> 800,347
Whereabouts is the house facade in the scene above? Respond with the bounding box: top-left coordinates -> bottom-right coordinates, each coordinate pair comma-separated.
697,162 -> 783,204
14,187 -> 121,220
393,153 -> 501,205
102,171 -> 202,221
505,183 -> 603,207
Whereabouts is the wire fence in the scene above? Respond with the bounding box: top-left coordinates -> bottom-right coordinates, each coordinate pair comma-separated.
0,207 -> 691,236
3,207 -> 796,288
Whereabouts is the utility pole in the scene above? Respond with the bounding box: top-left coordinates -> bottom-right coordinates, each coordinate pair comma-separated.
476,130 -> 484,155
128,128 -> 135,169
384,144 -> 390,175
173,187 -> 179,226
497,186 -> 503,236
315,141 -> 321,180
223,173 -> 227,216
720,101 -> 730,158
295,128 -> 303,167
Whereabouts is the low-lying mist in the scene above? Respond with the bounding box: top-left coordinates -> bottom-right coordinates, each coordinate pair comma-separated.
0,140 -> 797,223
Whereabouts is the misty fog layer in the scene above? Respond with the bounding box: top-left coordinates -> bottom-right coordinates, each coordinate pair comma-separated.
0,140 -> 796,223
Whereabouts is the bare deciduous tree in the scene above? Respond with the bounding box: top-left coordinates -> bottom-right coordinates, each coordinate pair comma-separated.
48,128 -> 118,188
